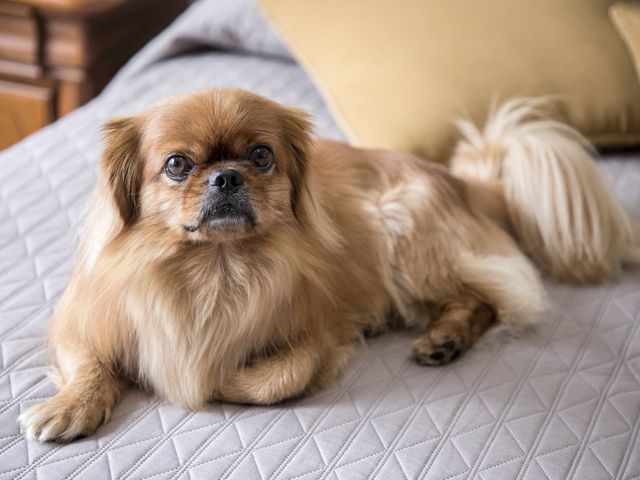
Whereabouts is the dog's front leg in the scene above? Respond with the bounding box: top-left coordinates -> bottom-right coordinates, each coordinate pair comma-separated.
216,339 -> 322,405
19,348 -> 123,442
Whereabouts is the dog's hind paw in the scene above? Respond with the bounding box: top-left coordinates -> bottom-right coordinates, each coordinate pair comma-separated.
412,338 -> 462,366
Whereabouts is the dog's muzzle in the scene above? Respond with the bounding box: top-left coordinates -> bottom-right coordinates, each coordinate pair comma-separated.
184,169 -> 256,233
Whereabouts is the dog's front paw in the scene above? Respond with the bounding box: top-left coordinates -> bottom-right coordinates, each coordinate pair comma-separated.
18,393 -> 110,442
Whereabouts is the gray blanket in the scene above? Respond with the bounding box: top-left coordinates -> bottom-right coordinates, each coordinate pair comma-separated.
1,1 -> 640,478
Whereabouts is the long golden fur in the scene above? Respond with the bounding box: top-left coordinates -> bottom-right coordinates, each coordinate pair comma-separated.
19,89 -> 638,442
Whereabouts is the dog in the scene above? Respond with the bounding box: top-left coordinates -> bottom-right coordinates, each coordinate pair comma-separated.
19,89 -> 638,442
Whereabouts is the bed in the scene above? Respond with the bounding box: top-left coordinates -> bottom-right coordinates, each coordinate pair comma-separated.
1,0 -> 640,478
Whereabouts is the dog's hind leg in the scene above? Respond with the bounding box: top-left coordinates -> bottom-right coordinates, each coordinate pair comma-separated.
411,298 -> 496,366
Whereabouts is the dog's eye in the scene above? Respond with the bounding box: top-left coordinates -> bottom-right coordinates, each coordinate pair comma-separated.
248,146 -> 273,170
164,155 -> 193,181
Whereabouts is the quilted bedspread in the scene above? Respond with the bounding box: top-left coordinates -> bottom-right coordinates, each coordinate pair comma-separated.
1,1 -> 640,478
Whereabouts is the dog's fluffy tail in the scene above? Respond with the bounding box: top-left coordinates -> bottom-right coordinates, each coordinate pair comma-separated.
451,98 -> 639,283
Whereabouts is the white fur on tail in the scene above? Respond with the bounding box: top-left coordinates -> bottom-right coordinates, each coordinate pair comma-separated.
451,98 -> 639,283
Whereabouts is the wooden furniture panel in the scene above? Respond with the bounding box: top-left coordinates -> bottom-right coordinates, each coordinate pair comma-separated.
0,11 -> 38,64
0,0 -> 188,150
0,77 -> 53,149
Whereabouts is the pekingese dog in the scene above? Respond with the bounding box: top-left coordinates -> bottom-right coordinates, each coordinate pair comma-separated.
19,89 -> 638,441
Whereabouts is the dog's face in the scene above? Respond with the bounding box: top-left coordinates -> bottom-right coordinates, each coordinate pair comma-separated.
101,89 -> 311,242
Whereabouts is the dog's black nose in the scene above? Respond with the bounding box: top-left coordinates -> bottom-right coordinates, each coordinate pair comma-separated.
209,169 -> 244,193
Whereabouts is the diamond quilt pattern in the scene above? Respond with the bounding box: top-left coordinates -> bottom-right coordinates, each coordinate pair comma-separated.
1,0 -> 640,478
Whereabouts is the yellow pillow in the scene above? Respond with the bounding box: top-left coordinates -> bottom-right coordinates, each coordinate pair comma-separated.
259,0 -> 640,162
611,3 -> 640,82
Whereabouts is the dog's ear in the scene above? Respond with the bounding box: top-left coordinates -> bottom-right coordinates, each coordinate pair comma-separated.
101,116 -> 143,226
277,106 -> 313,219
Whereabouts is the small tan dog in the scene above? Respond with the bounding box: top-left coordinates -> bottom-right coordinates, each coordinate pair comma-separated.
19,89 -> 638,442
